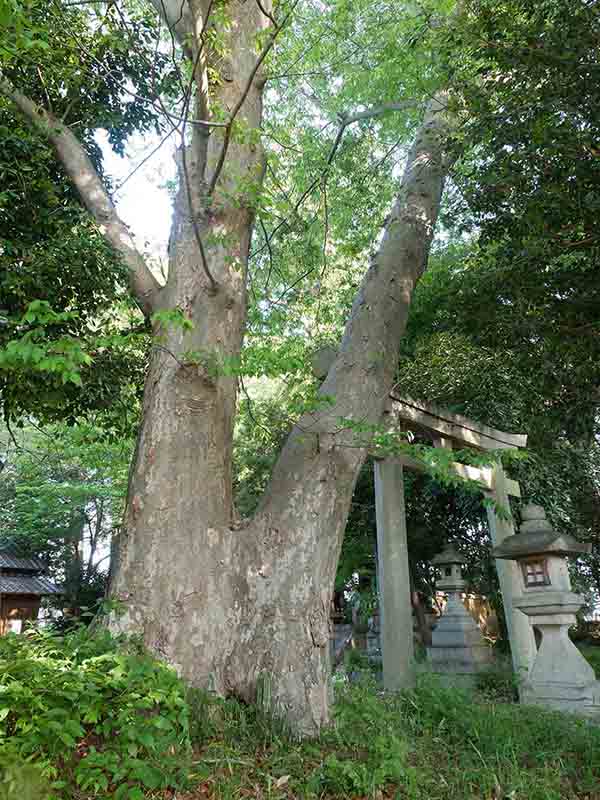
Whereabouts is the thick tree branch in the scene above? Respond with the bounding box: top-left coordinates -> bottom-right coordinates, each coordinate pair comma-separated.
0,75 -> 161,316
321,92 -> 453,410
149,0 -> 194,58
340,101 -> 419,125
177,0 -> 218,291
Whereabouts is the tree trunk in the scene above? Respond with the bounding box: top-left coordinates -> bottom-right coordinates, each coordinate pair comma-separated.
64,512 -> 85,614
4,0 -> 454,735
109,0 -> 272,705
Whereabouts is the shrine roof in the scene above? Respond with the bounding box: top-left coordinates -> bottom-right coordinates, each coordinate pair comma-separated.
0,574 -> 61,595
0,551 -> 47,572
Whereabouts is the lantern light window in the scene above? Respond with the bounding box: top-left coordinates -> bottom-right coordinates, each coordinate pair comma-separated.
521,559 -> 550,588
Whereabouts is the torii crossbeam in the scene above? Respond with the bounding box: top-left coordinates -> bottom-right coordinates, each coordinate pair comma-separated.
374,394 -> 535,690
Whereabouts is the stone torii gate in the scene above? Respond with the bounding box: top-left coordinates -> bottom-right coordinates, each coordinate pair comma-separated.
374,394 -> 536,690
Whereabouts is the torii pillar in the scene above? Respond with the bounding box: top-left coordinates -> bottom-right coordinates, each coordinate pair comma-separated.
374,458 -> 415,690
486,463 -> 537,678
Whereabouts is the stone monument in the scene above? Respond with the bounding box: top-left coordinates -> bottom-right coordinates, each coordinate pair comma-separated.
427,544 -> 493,683
493,504 -> 600,715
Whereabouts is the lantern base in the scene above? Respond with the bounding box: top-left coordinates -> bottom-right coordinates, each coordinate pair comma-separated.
520,680 -> 600,716
517,618 -> 600,716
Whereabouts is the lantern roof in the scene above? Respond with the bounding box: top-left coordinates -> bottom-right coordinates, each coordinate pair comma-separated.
493,504 -> 591,560
431,543 -> 464,566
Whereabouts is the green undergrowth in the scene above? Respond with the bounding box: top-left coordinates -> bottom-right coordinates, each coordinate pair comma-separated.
1,629 -> 600,799
474,665 -> 519,703
185,677 -> 600,800
0,627 -> 191,799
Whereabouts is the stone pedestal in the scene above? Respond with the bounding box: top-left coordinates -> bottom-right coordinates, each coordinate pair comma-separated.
427,545 -> 493,682
516,599 -> 597,714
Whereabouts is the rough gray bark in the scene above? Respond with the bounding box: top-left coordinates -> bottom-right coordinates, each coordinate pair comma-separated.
2,0 -> 454,734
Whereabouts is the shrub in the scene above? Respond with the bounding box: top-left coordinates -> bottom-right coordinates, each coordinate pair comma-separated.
0,627 -> 191,799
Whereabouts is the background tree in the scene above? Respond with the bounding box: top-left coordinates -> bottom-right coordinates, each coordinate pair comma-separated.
397,0 -> 600,592
0,0 -> 169,434
0,422 -> 131,614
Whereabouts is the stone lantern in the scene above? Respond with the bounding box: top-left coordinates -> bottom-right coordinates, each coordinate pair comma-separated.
493,504 -> 599,715
427,544 -> 492,682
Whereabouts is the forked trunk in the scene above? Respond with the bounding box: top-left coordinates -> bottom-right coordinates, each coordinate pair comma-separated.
110,96 -> 453,734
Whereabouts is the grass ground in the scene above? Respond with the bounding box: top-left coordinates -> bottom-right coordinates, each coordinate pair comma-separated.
178,673 -> 600,800
2,632 -> 599,799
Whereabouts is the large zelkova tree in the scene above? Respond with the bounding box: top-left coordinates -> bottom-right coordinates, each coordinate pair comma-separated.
1,0 -> 456,732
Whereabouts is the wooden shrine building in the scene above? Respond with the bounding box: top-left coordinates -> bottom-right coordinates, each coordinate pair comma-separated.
0,550 -> 61,634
